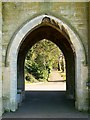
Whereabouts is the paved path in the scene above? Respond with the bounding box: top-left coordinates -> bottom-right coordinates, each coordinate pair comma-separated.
48,70 -> 64,82
3,91 -> 88,118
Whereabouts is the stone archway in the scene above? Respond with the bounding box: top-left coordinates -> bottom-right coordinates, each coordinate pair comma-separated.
5,14 -> 88,112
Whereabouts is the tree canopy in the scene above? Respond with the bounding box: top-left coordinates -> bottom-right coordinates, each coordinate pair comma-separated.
25,39 -> 64,83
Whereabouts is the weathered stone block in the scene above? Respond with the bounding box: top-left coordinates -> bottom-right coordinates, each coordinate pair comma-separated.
0,1 -> 2,117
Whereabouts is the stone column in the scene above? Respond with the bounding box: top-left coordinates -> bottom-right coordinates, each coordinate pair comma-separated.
3,67 -> 10,112
10,56 -> 18,111
75,54 -> 88,111
0,1 -> 2,118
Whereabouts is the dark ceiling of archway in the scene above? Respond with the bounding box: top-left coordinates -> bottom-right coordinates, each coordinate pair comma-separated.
18,23 -> 75,59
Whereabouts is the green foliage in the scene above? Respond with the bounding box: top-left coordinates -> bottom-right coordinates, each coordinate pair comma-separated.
25,74 -> 38,83
25,39 -> 63,82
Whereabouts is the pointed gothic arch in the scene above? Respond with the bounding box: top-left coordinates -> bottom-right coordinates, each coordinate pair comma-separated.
5,14 -> 88,112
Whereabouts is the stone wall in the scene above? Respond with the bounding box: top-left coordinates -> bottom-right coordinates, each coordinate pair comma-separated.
0,2 -> 2,117
2,2 -> 88,65
89,3 -> 90,81
1,2 -> 89,113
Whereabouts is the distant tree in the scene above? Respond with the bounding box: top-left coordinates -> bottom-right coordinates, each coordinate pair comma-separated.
25,39 -> 65,82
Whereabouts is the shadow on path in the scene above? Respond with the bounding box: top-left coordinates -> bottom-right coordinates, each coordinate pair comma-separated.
2,91 -> 88,118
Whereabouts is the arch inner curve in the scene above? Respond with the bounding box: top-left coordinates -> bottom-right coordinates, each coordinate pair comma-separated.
17,19 -> 75,99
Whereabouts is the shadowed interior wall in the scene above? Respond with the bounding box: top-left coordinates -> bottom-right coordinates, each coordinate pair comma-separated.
88,2 -> 90,111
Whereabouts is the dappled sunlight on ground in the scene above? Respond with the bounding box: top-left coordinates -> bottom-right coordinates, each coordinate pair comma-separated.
25,70 -> 66,91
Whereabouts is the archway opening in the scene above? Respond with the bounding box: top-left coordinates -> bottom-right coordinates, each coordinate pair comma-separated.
17,20 -> 75,107
24,39 -> 66,91
5,15 -> 88,113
